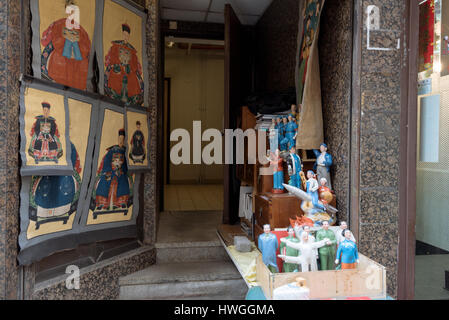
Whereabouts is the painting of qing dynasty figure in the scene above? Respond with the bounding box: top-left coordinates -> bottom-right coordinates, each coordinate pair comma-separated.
25,98 -> 93,239
126,110 -> 149,168
88,108 -> 134,225
28,101 -> 63,164
103,0 -> 144,106
23,87 -> 69,170
38,0 -> 96,90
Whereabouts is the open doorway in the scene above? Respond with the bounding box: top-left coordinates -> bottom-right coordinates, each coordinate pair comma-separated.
163,37 -> 225,213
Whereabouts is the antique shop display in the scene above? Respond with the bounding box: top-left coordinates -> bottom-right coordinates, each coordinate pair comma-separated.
99,0 -> 148,107
31,0 -> 97,91
316,221 -> 337,270
273,277 -> 310,300
20,82 -> 73,176
285,146 -> 303,189
125,106 -> 150,171
335,229 -> 359,270
279,226 -> 300,273
296,0 -> 325,150
258,224 -> 279,273
18,92 -> 99,265
313,143 -> 333,190
278,230 -> 329,272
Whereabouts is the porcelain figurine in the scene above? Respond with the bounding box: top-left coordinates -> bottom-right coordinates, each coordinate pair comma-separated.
335,221 -> 356,245
306,171 -> 326,212
318,177 -> 333,205
280,116 -> 289,151
313,143 -> 333,190
279,226 -> 300,273
316,220 -> 337,270
281,114 -> 298,151
294,225 -> 318,260
267,149 -> 284,193
335,229 -> 359,269
286,146 -> 303,189
269,118 -> 278,153
279,231 -> 330,272
276,116 -> 285,150
258,224 -> 279,273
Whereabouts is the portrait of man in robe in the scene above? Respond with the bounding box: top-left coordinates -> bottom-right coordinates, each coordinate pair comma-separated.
104,23 -> 144,106
129,120 -> 146,164
90,128 -> 134,219
40,0 -> 92,90
28,102 -> 64,164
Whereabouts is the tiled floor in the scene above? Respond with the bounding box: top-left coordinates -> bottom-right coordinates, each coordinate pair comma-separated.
163,184 -> 223,212
415,254 -> 449,300
156,211 -> 223,243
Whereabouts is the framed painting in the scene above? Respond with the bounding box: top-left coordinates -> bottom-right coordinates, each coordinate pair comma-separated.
31,0 -> 98,91
97,0 -> 148,107
18,94 -> 100,266
19,82 -> 73,176
78,102 -> 140,241
125,106 -> 150,171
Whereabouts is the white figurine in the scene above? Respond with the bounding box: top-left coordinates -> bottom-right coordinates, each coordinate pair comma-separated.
334,221 -> 356,245
279,231 -> 329,272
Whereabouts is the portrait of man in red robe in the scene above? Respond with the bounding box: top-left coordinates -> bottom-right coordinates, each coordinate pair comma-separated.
104,23 -> 144,106
40,2 -> 91,90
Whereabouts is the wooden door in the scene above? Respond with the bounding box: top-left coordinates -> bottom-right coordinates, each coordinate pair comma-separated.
224,4 -> 244,224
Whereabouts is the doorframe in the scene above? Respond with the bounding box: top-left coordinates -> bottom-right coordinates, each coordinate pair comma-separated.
397,0 -> 419,300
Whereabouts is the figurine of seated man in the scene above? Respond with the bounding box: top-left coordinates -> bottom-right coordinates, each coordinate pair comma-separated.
279,231 -> 330,272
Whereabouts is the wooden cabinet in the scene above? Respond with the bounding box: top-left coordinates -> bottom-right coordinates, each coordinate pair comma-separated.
254,193 -> 303,229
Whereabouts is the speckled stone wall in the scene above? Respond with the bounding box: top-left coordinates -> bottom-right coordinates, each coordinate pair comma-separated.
0,0 -> 23,300
355,0 -> 404,298
319,0 -> 353,223
29,247 -> 156,300
255,0 -> 299,92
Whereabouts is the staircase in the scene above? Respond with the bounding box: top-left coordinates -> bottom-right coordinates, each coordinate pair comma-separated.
119,238 -> 248,300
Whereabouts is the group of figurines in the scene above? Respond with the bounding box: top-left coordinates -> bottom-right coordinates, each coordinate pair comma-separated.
267,105 -> 334,226
258,221 -> 359,274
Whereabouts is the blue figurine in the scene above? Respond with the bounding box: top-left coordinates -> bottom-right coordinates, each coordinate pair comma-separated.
306,170 -> 326,212
335,229 -> 359,269
279,116 -> 289,151
313,143 -> 333,190
258,224 -> 279,273
281,114 -> 298,151
286,145 -> 302,189
276,116 -> 285,150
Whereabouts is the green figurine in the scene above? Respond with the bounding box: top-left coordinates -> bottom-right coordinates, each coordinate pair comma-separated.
315,220 -> 337,270
279,226 -> 301,273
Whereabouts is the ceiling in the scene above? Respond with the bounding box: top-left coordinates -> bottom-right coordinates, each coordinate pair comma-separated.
161,0 -> 274,25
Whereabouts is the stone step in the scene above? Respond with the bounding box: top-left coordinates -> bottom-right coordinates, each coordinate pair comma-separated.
156,240 -> 230,263
119,261 -> 248,300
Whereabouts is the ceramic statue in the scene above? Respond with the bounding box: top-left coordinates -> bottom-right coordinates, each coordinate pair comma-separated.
313,143 -> 333,190
281,114 -> 298,151
258,224 -> 279,273
267,149 -> 284,193
279,226 -> 300,272
286,146 -> 303,189
316,220 -> 337,270
279,231 -> 329,272
335,229 -> 359,269
335,221 -> 356,245
318,177 -> 333,205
